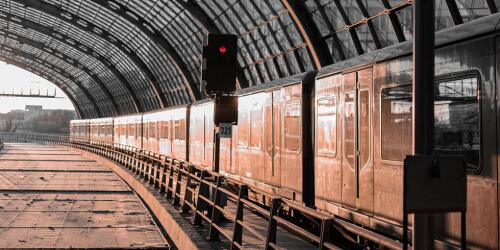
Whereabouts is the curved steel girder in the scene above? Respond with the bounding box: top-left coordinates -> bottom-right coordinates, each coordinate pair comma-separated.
14,0 -> 168,109
487,0 -> 498,13
174,0 -> 249,88
380,0 -> 406,43
1,31 -> 120,116
445,0 -> 463,25
3,33 -> 118,115
0,56 -> 87,118
0,45 -> 103,117
92,0 -> 201,102
0,10 -> 141,113
280,0 -> 332,69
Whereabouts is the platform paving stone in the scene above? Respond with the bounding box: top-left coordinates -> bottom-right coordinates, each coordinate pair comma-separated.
0,143 -> 169,249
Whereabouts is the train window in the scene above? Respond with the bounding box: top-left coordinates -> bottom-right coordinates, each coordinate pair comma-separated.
380,75 -> 480,170
381,85 -> 413,161
435,76 -> 480,170
265,106 -> 272,152
344,92 -> 356,167
238,110 -> 249,148
250,108 -> 262,149
205,115 -> 213,144
174,120 -> 180,140
137,123 -> 142,138
191,116 -> 203,143
180,119 -> 186,140
284,102 -> 301,153
120,124 -> 126,136
161,121 -> 170,139
174,119 -> 186,140
317,97 -> 337,156
149,122 -> 156,139
128,124 -> 135,137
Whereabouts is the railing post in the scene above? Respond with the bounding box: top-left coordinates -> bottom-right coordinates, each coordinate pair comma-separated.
193,170 -> 209,226
166,159 -> 176,196
155,159 -> 164,189
181,164 -> 194,211
149,157 -> 156,184
265,198 -> 281,250
207,175 -> 224,240
159,158 -> 169,193
319,218 -> 334,249
137,153 -> 144,175
231,185 -> 248,249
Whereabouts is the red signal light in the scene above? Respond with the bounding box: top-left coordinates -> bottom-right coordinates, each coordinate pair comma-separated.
219,45 -> 227,54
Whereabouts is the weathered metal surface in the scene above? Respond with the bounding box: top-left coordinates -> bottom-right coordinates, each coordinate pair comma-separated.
0,143 -> 169,249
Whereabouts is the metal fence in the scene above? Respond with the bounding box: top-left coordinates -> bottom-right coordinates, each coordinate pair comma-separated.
0,132 -> 404,250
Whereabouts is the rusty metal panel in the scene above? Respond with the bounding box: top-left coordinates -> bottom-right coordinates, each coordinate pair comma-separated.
314,74 -> 342,209
281,84 -> 303,199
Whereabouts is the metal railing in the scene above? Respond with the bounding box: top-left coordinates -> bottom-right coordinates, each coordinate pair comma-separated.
0,132 -> 404,250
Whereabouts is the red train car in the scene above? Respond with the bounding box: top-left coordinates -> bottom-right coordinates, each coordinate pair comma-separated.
189,100 -> 214,167
113,114 -> 142,149
143,106 -> 189,160
70,119 -> 90,142
188,73 -> 317,205
89,117 -> 113,144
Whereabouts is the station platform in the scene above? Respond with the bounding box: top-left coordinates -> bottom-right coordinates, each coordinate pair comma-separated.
0,143 -> 169,249
71,145 -> 318,249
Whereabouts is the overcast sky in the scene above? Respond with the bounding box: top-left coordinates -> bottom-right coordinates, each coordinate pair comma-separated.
0,62 -> 75,113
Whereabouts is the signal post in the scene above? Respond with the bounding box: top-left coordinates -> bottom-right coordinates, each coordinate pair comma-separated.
202,34 -> 239,173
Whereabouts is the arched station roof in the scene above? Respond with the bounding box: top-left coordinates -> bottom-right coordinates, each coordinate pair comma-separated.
0,0 -> 495,118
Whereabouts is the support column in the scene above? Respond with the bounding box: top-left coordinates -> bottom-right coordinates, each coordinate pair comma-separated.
412,0 -> 435,249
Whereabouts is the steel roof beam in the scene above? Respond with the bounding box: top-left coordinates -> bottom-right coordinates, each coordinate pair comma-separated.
280,0 -> 332,69
310,0 -> 346,61
0,10 -> 141,113
445,0 -> 463,25
0,45 -> 103,117
174,0 -> 249,88
14,0 -> 167,109
0,57 -> 85,118
3,31 -> 119,115
332,0 -> 364,56
487,0 -> 498,13
93,0 -> 201,102
355,0 -> 382,50
380,0 -> 406,42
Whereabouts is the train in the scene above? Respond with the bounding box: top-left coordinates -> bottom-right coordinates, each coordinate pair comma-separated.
70,15 -> 500,249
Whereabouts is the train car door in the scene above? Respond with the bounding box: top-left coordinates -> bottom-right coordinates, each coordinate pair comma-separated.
342,68 -> 374,214
263,90 -> 281,186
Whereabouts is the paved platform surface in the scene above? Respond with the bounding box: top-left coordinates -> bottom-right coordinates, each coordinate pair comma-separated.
0,143 -> 169,249
74,146 -> 317,249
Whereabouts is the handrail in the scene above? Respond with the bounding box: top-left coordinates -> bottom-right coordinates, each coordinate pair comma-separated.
0,132 -> 405,250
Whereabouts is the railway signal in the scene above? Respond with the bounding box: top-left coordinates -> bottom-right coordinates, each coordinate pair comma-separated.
202,34 -> 239,173
202,34 -> 238,97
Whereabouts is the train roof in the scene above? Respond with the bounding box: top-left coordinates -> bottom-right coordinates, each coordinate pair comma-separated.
318,13 -> 500,79
114,113 -> 142,123
89,117 -> 113,123
142,104 -> 189,116
236,71 -> 317,96
70,119 -> 90,124
143,106 -> 188,121
190,98 -> 213,107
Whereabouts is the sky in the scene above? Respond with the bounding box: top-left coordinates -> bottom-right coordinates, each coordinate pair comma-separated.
0,61 -> 75,113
